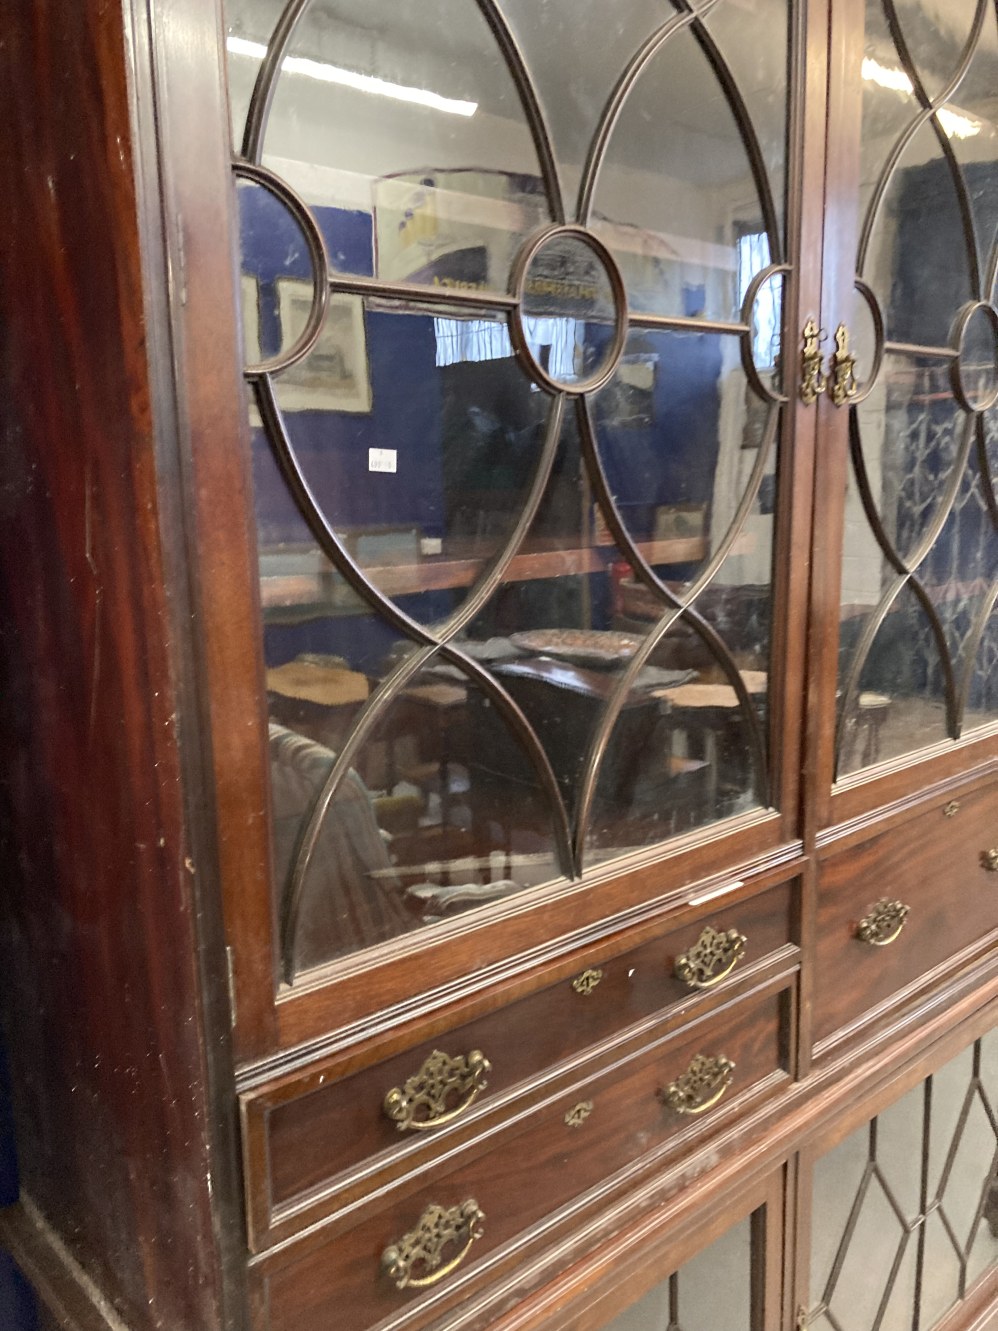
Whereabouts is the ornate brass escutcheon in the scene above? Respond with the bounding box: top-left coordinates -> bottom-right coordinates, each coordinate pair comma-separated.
571,967 -> 604,996
829,322 -> 858,406
675,925 -> 747,990
661,1053 -> 735,1116
564,1101 -> 594,1129
799,317 -> 827,405
381,1199 -> 485,1290
383,1049 -> 491,1132
982,849 -> 998,873
943,801 -> 961,818
857,898 -> 910,947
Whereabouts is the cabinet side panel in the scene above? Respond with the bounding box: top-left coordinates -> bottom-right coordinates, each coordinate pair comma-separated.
0,4 -> 226,1328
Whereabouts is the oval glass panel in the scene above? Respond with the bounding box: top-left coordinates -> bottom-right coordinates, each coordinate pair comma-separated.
516,230 -> 622,390
237,174 -> 319,366
955,303 -> 998,410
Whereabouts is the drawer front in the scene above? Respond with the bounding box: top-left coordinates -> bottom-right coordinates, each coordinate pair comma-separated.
244,878 -> 795,1246
814,781 -> 998,1049
253,978 -> 791,1331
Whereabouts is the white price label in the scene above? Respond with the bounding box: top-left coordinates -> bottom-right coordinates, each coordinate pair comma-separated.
368,448 -> 397,474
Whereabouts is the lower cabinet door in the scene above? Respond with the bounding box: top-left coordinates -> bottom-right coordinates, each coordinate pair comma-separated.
802,1026 -> 998,1331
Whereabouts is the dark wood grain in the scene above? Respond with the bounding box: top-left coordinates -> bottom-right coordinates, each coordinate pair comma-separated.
813,779 -> 998,1048
244,880 -> 794,1249
0,3 -> 232,1327
255,979 -> 790,1331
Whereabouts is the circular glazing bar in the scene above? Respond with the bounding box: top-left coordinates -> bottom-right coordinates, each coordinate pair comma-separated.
233,160 -> 330,378
739,263 -> 791,405
846,280 -> 885,407
950,301 -> 998,413
509,224 -> 628,396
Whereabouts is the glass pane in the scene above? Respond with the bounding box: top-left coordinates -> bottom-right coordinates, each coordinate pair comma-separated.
273,657 -> 562,975
891,0 -> 980,105
810,1111 -> 920,1331
838,579 -> 950,775
228,0 -> 551,286
590,13 -> 787,324
600,1214 -> 753,1331
947,12 -> 998,282
519,230 -> 620,388
920,1209 -> 961,1328
272,300 -> 555,619
842,0 -> 998,778
808,1037 -> 998,1330
237,175 -> 316,364
226,0 -> 792,963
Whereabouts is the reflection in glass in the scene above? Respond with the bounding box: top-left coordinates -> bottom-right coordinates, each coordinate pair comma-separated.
842,0 -> 998,780
864,121 -> 974,348
519,230 -> 620,388
271,657 -> 561,974
590,15 -> 786,324
600,1214 -> 754,1331
270,301 -> 552,620
890,0 -> 980,105
228,0 -> 550,287
837,341 -> 995,776
237,176 -> 315,363
839,580 -> 950,774
958,305 -> 998,410
227,0 -> 790,966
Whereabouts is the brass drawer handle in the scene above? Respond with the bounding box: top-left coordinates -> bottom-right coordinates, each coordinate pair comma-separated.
982,849 -> 998,873
383,1050 -> 491,1132
571,967 -> 603,996
382,1199 -> 485,1290
661,1053 -> 735,1116
675,925 -> 747,990
857,898 -> 910,947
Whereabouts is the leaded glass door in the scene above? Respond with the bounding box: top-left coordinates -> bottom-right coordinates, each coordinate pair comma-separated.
220,0 -> 822,1032
814,0 -> 998,824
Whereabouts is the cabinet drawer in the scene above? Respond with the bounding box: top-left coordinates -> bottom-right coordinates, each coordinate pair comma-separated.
814,781 -> 998,1049
243,878 -> 795,1247
252,977 -> 792,1331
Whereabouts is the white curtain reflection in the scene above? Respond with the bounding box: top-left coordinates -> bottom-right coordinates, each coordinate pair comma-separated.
737,231 -> 779,366
434,315 -> 581,380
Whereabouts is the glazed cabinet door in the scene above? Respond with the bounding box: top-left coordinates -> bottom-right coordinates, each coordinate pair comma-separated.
804,0 -> 998,1063
811,0 -> 998,828
177,0 -> 829,1057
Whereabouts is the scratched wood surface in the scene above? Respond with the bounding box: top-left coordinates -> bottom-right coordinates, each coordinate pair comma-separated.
0,3 -> 229,1327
